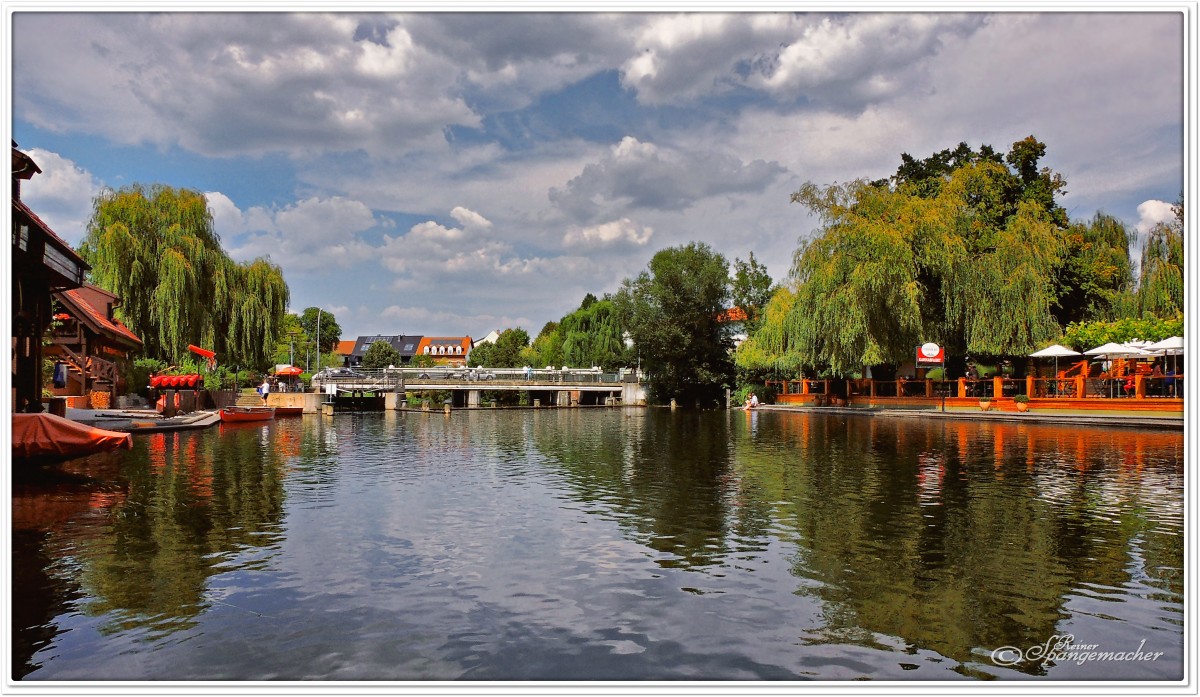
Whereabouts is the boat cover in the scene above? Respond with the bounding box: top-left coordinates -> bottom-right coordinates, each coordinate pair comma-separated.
12,412 -> 133,460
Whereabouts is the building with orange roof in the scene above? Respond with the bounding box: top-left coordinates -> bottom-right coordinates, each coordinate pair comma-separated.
47,283 -> 143,406
415,336 -> 473,367
335,340 -> 356,366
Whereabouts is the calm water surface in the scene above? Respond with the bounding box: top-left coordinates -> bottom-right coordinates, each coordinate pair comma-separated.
11,409 -> 1184,681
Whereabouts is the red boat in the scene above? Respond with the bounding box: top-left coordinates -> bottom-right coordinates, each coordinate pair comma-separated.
274,406 -> 304,417
218,406 -> 275,423
12,413 -> 133,463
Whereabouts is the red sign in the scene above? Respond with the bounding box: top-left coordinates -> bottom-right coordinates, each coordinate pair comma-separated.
916,342 -> 944,364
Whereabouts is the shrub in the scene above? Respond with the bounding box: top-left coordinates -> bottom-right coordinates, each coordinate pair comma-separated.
1013,394 -> 1030,403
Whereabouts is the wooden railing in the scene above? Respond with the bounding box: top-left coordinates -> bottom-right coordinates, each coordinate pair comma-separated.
768,373 -> 1183,402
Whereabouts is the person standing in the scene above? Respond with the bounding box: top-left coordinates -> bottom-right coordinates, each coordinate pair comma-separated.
259,377 -> 271,405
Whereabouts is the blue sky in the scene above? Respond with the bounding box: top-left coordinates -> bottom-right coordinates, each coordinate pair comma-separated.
6,7 -> 1190,343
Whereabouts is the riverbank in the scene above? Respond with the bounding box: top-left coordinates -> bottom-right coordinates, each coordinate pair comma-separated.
60,399 -> 1184,433
758,403 -> 1184,430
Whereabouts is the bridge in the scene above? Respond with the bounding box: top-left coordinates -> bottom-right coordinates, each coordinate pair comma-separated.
310,367 -> 644,407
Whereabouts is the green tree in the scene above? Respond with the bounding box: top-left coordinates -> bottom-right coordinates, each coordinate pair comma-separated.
299,307 -> 341,355
468,328 -> 529,368
361,340 -> 402,369
730,252 -> 775,336
80,184 -> 289,369
274,313 -> 308,366
522,321 -> 563,368
558,297 -> 628,370
614,242 -> 734,406
1053,213 -> 1135,324
746,138 -> 1079,376
1137,197 -> 1184,317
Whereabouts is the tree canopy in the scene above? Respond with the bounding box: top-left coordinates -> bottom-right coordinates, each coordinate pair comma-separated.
299,307 -> 342,355
467,328 -> 530,368
739,137 -> 1144,376
1136,197 -> 1184,318
80,184 -> 289,369
730,252 -> 775,336
361,340 -> 402,369
615,242 -> 734,406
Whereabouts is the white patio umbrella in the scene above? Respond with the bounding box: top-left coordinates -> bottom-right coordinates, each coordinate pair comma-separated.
1148,336 -> 1184,354
1030,344 -> 1082,396
1149,336 -> 1184,379
1085,342 -> 1152,397
1084,342 -> 1152,358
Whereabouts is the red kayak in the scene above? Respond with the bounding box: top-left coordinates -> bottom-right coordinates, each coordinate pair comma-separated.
219,406 -> 275,423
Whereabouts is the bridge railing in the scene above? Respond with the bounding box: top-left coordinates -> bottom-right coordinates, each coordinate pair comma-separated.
311,366 -> 627,389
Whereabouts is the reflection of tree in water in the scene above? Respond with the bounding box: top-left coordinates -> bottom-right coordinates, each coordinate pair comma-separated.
22,422 -> 298,645
732,415 -> 1183,676
531,409 -> 771,570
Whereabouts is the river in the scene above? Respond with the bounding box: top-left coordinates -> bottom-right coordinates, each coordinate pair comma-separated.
11,408 -> 1184,682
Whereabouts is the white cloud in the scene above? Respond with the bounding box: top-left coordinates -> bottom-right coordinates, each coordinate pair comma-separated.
449,206 -> 493,230
563,218 -> 653,250
549,136 -> 786,222
1135,199 -> 1176,235
18,149 -> 102,245
621,13 -> 983,108
213,195 -> 380,270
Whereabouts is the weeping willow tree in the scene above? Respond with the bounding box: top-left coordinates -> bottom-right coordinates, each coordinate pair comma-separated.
79,184 -> 289,368
558,296 -> 628,370
731,285 -> 801,372
742,138 -> 1073,376
1136,197 -> 1184,318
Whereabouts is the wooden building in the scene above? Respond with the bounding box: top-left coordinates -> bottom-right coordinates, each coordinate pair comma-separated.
12,142 -> 89,413
47,283 -> 143,407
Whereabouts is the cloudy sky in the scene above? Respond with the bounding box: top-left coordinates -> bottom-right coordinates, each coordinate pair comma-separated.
8,7 -> 1188,342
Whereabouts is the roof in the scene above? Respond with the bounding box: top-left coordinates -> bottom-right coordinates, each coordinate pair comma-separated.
335,340 -> 356,355
415,336 -> 472,357
717,307 -> 748,323
54,284 -> 142,349
349,335 -> 425,358
13,198 -> 89,288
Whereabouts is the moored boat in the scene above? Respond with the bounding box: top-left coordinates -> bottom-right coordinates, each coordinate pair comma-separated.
273,406 -> 304,416
219,406 -> 275,423
12,412 -> 133,463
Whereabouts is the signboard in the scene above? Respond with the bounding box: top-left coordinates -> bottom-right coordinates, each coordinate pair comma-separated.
916,342 -> 944,364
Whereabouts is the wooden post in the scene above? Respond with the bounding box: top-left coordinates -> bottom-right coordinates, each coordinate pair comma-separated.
1026,375 -> 1035,398
958,378 -> 967,398
993,376 -> 1004,399
1135,374 -> 1146,399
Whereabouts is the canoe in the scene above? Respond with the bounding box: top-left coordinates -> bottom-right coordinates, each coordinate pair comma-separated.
274,406 -> 304,417
13,412 -> 133,463
219,406 -> 275,423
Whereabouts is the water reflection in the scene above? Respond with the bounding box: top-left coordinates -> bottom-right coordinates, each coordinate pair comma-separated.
731,414 -> 1183,677
12,420 -> 300,678
11,410 -> 1182,681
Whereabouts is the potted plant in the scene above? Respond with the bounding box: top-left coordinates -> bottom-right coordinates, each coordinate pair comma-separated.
979,396 -> 992,411
1013,394 -> 1030,412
